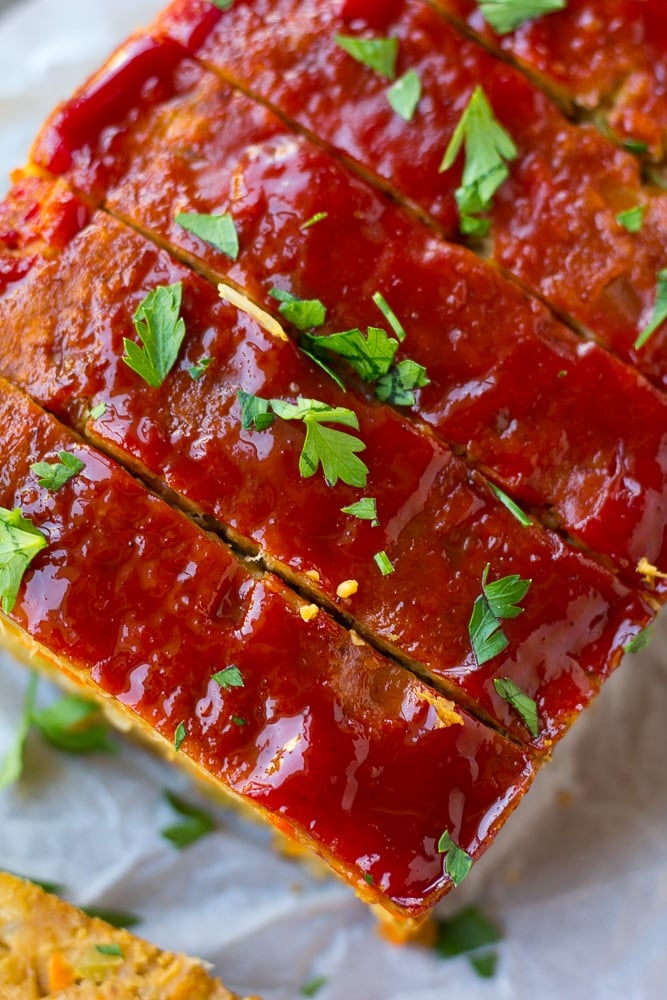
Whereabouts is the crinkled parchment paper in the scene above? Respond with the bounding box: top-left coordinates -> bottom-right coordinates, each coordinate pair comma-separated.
0,2 -> 666,997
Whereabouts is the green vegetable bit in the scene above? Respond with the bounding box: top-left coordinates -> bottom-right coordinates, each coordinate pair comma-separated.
0,507 -> 48,615
468,564 -> 531,666
488,482 -> 531,527
123,282 -> 187,388
493,676 -> 539,737
374,550 -> 394,576
335,34 -> 398,80
175,211 -> 239,260
616,205 -> 644,233
340,497 -> 379,526
478,0 -> 566,35
270,288 -> 327,331
212,665 -> 244,690
0,674 -> 37,790
437,830 -> 473,886
375,359 -> 430,406
31,451 -> 85,492
161,790 -> 215,850
31,695 -> 116,754
387,69 -> 422,122
635,269 -> 667,349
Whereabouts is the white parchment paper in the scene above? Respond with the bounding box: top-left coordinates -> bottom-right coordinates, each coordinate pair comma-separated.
0,2 -> 666,997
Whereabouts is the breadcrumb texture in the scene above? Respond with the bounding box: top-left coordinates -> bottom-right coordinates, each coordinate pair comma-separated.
0,874 -> 256,1000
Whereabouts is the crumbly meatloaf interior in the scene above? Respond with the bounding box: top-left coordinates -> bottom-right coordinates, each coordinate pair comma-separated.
0,873 -> 254,1000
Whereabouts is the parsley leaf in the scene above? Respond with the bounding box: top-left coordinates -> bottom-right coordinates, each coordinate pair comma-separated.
0,508 -> 48,614
437,830 -> 473,886
375,358 -> 430,405
387,69 -> 422,122
635,269 -> 667,349
238,390 -> 276,431
81,909 -> 141,928
623,138 -> 649,155
478,0 -> 566,34
0,674 -> 37,790
435,906 -> 501,979
488,482 -> 531,526
301,212 -> 328,230
89,402 -> 106,420
175,212 -> 239,260
123,283 -> 187,388
32,695 -> 116,754
270,288 -> 327,331
435,905 -> 502,958
440,86 -> 517,231
161,790 -> 215,849
302,326 -> 398,382
372,292 -> 406,341
174,721 -> 187,752
210,0 -> 235,9
493,677 -> 539,737
374,550 -> 394,575
468,564 -> 531,666
624,626 -> 654,654
616,205 -> 644,233
341,497 -> 379,525
212,665 -> 244,690
188,357 -> 213,381
242,395 -> 369,488
335,34 -> 398,80
96,943 -> 123,957
31,451 -> 85,492
302,976 -> 328,997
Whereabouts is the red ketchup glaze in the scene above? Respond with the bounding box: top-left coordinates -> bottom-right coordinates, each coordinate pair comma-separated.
142,0 -> 667,387
0,209 -> 652,751
22,59 -> 667,589
0,377 -> 536,917
443,0 -> 667,160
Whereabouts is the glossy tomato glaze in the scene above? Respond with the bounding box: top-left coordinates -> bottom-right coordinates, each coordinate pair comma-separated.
134,0 -> 667,388
443,0 -> 667,160
23,51 -> 667,588
0,197 -> 652,751
0,377 -> 537,917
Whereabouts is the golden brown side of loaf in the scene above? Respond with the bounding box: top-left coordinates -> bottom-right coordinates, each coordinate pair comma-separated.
0,873 -> 256,999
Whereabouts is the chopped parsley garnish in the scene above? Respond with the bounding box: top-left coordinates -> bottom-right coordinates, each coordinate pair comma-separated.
81,909 -> 141,928
635,269 -> 667,349
616,205 -> 644,233
387,69 -> 422,122
301,212 -> 328,230
302,326 -> 398,382
212,665 -> 244,690
269,288 -> 327,331
624,626 -> 654,654
174,721 -> 188,752
302,975 -> 328,997
488,482 -> 531,527
341,497 -> 379,526
31,451 -> 85,492
238,390 -> 275,431
440,86 -> 517,234
493,677 -> 539,737
0,674 -> 37,790
238,393 -> 369,488
210,0 -> 235,9
437,830 -> 473,886
31,695 -> 116,754
335,34 -> 398,80
376,358 -> 430,405
468,564 -> 531,666
435,905 -> 502,979
161,790 -> 215,849
232,715 -> 248,727
374,550 -> 394,576
89,402 -> 106,420
362,872 -> 374,885
372,291 -> 406,341
0,507 -> 48,614
175,211 -> 239,260
95,943 -> 123,957
623,138 -> 649,155
477,0 -> 566,34
188,357 -> 213,381
123,283 -> 187,388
